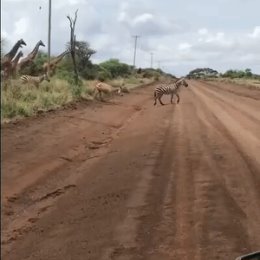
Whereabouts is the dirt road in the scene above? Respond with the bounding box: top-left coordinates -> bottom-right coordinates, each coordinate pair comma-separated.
2,80 -> 260,260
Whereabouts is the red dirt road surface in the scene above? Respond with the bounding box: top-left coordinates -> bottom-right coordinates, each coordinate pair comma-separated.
2,80 -> 260,260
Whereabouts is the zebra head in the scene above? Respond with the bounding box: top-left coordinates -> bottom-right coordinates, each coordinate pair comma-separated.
176,78 -> 188,88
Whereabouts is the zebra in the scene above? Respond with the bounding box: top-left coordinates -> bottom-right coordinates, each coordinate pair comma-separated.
20,73 -> 50,88
153,78 -> 188,106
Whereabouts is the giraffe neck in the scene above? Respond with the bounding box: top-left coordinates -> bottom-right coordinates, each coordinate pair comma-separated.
12,52 -> 23,66
28,41 -> 42,59
51,51 -> 69,65
6,41 -> 21,59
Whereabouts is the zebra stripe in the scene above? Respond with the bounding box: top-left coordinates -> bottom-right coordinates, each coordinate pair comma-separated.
154,78 -> 188,106
20,74 -> 50,87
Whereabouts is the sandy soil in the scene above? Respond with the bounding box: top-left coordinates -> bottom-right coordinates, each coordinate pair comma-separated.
2,80 -> 260,260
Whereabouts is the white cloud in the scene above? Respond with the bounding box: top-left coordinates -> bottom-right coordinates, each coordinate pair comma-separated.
1,0 -> 260,76
13,17 -> 29,36
133,13 -> 154,25
249,26 -> 260,38
178,43 -> 192,51
198,28 -> 208,35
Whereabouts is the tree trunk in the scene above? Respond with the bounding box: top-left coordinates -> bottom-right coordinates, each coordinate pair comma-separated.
67,10 -> 79,86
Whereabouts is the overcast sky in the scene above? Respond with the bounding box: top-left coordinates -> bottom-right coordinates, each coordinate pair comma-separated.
1,0 -> 260,76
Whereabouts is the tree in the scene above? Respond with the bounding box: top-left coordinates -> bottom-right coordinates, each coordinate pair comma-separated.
62,40 -> 96,79
67,9 -> 79,85
66,40 -> 96,75
222,69 -> 253,79
245,68 -> 252,78
99,59 -> 132,78
187,68 -> 218,78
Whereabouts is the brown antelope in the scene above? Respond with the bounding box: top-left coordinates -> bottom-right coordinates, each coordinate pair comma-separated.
94,82 -> 123,101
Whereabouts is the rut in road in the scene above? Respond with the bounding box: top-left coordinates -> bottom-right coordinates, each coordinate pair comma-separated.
2,81 -> 260,260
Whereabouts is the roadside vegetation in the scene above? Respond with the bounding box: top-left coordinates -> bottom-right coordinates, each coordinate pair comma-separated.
1,40 -> 174,122
186,67 -> 260,89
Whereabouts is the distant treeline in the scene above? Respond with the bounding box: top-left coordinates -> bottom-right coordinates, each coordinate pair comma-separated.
187,67 -> 260,79
15,40 -> 175,82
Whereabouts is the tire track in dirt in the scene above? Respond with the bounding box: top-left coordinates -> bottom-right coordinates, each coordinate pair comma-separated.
129,83 -> 260,260
201,80 -> 260,101
191,82 -> 260,180
188,88 -> 259,258
190,84 -> 260,252
194,80 -> 260,129
1,88 -> 152,253
2,80 -> 260,260
101,105 -> 176,260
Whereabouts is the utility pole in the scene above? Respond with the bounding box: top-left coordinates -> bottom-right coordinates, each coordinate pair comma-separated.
47,0 -> 52,75
150,52 -> 154,68
132,35 -> 140,68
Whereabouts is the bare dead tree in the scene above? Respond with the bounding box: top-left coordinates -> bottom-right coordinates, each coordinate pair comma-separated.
67,9 -> 79,85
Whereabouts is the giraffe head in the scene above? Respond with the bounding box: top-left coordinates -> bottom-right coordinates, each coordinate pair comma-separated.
18,39 -> 27,48
39,40 -> 45,47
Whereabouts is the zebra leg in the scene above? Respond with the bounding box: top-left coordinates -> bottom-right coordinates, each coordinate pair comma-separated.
159,96 -> 165,105
153,91 -> 157,105
170,93 -> 174,104
176,93 -> 180,104
154,97 -> 157,105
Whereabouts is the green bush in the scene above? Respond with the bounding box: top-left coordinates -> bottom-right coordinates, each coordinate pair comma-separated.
99,59 -> 132,78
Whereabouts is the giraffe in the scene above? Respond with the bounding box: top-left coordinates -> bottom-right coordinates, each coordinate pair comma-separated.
1,39 -> 26,80
42,50 -> 70,76
10,51 -> 23,78
1,39 -> 26,67
17,40 -> 45,72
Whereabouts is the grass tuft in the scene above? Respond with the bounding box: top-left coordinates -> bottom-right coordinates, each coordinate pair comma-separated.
1,76 -> 154,121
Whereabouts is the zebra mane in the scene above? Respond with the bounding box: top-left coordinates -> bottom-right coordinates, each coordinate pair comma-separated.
175,77 -> 185,83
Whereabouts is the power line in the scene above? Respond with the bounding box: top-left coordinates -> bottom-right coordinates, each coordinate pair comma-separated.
132,35 -> 140,68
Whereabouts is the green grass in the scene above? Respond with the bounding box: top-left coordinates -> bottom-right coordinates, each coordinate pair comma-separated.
1,75 -> 154,121
204,77 -> 260,89
1,78 -> 74,120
